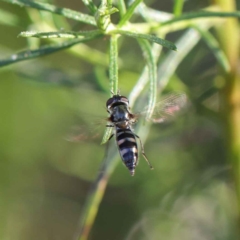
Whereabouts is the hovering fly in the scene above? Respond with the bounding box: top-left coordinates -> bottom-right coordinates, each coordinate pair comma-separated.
67,92 -> 186,176
105,92 -> 187,176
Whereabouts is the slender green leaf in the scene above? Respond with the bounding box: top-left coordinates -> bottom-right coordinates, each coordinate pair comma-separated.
129,43 -> 163,105
19,30 -> 102,39
0,35 -> 102,67
81,0 -> 97,14
118,0 -> 143,27
113,30 -> 177,51
194,26 -> 230,73
3,0 -> 96,26
157,28 -> 204,91
137,3 -> 172,22
161,11 -> 240,26
138,40 -> 157,120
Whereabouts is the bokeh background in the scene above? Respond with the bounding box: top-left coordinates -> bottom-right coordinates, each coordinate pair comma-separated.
0,0 -> 239,239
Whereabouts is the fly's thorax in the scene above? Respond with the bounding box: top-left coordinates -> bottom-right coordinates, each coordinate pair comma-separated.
109,104 -> 131,122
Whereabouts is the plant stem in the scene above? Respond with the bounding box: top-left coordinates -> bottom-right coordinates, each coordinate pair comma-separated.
118,0 -> 127,17
74,143 -> 119,240
214,0 -> 240,229
173,0 -> 184,16
109,34 -> 119,94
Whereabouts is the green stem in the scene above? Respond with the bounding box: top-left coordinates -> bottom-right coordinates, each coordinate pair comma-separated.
109,35 -> 119,94
214,0 -> 240,230
118,0 -> 127,17
173,0 -> 184,16
100,34 -> 119,145
74,143 -> 119,240
107,0 -> 112,8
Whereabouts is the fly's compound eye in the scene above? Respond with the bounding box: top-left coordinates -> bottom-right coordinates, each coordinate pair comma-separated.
106,95 -> 129,109
120,96 -> 129,105
106,97 -> 115,108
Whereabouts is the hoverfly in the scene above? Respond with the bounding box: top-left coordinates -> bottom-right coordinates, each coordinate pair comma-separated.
67,92 -> 187,176
104,92 -> 187,176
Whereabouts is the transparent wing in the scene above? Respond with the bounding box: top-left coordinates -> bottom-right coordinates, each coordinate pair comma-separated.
65,92 -> 187,142
65,114 -> 108,143
141,92 -> 188,123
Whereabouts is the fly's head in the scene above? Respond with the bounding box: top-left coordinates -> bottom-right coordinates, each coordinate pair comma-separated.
106,94 -> 129,110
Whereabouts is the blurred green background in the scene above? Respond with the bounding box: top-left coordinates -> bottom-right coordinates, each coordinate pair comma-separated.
0,0 -> 239,239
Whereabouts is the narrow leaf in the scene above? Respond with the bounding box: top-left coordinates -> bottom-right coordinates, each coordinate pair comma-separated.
19,30 -> 102,39
136,3 -> 172,23
114,30 -> 177,51
129,43 -> 163,105
0,35 -> 102,67
3,0 -> 96,26
194,26 -> 230,73
157,28 -> 204,91
138,40 -> 157,120
161,10 -> 240,26
81,0 -> 98,14
118,0 -> 143,27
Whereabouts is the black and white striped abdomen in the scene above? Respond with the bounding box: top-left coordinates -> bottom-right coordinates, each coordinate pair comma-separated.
116,128 -> 138,176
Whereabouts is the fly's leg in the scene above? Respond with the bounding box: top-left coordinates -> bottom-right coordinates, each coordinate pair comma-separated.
107,133 -> 114,141
134,134 -> 154,170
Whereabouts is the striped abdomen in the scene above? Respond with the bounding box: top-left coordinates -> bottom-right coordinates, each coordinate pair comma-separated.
116,128 -> 138,176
